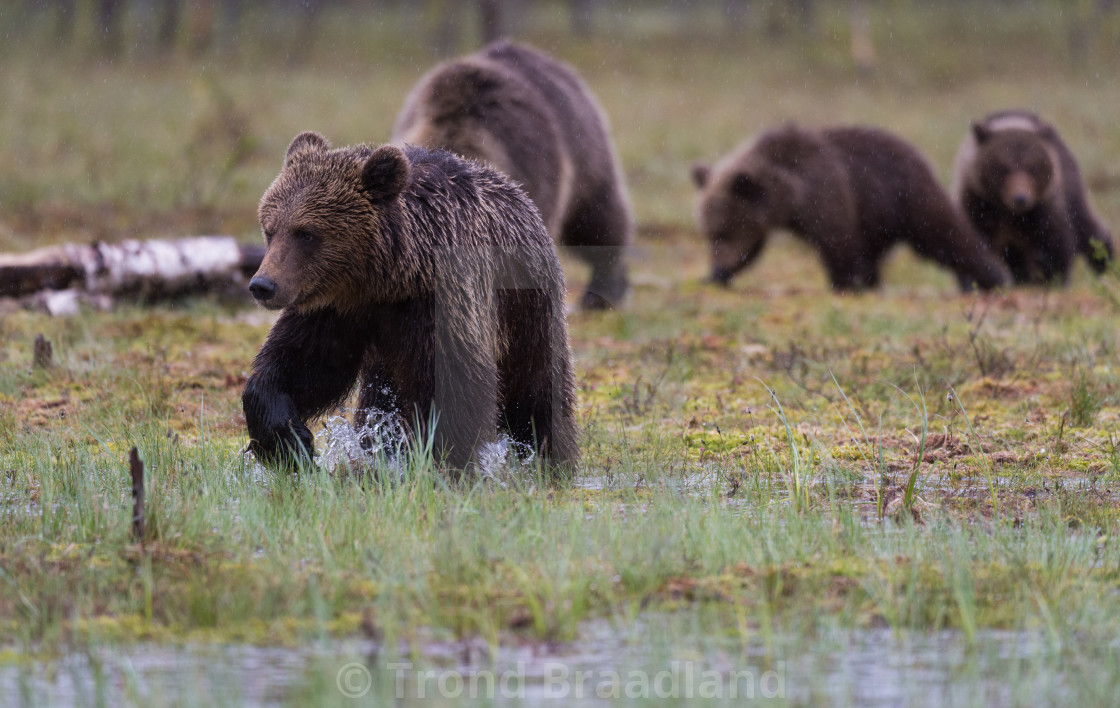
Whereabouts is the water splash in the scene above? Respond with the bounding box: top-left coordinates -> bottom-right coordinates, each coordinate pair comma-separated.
240,408 -> 409,479
477,435 -> 537,483
242,454 -> 272,484
243,409 -> 537,481
315,408 -> 409,476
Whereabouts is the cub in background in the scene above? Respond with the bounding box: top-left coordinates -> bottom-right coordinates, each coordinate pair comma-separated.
691,123 -> 1009,293
951,109 -> 1114,285
394,40 -> 632,310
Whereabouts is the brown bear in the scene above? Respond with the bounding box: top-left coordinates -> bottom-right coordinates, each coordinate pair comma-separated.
242,131 -> 579,477
951,109 -> 1114,285
392,39 -> 632,310
691,123 -> 1010,292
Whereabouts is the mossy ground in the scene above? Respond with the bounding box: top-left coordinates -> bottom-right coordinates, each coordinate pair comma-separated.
3,3 -> 1120,706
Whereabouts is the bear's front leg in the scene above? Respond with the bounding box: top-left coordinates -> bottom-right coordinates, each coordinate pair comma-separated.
1031,216 -> 1075,286
243,378 -> 316,465
243,308 -> 368,468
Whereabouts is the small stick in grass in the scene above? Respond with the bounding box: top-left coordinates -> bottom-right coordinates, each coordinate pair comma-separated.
33,334 -> 53,369
129,447 -> 145,543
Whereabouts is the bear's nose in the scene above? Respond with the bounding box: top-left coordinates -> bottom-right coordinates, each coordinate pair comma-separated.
249,276 -> 277,302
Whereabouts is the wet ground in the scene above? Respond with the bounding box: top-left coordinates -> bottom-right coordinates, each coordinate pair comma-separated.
2,617 -> 1075,707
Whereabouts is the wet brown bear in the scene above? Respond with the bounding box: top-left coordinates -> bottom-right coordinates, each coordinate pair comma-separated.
951,109 -> 1114,285
691,123 -> 1010,292
242,131 -> 579,476
393,39 -> 632,310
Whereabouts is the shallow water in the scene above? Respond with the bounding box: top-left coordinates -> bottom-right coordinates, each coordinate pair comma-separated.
315,409 -> 409,476
243,408 -> 540,484
1,619 -> 1086,707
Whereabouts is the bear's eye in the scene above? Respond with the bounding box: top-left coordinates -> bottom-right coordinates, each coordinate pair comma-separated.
293,229 -> 316,244
262,228 -> 275,243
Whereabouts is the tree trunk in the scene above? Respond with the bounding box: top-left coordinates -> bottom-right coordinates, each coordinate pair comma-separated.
570,0 -> 593,38
0,236 -> 264,300
479,0 -> 505,44
723,0 -> 750,36
158,0 -> 183,53
850,0 -> 874,75
217,0 -> 245,56
1069,0 -> 1119,65
791,0 -> 816,34
189,0 -> 215,56
430,0 -> 464,56
97,0 -> 125,57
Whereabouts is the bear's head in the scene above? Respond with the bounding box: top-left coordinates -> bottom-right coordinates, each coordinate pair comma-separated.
251,132 -> 411,313
691,148 -> 799,286
970,125 -> 1055,215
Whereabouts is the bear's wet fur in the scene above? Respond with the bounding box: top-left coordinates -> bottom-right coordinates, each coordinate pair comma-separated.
393,39 -> 632,310
242,131 -> 578,477
951,109 -> 1114,285
691,123 -> 1010,292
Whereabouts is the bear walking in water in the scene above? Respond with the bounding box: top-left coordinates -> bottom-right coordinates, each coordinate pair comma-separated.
951,109 -> 1114,285
691,123 -> 1010,292
393,40 -> 632,310
242,132 -> 578,477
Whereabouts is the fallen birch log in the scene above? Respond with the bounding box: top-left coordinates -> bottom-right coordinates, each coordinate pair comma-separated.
0,236 -> 265,300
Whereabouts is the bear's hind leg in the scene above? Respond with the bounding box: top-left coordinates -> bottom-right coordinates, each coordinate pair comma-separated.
560,192 -> 631,310
431,356 -> 498,474
497,289 -> 577,475
897,192 -> 1009,291
377,353 -> 494,474
425,306 -> 499,475
815,237 -> 876,292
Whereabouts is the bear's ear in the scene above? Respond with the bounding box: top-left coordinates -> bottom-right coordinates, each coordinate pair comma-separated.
285,131 -> 330,166
361,145 -> 411,203
730,172 -> 766,203
971,122 -> 992,144
691,163 -> 711,189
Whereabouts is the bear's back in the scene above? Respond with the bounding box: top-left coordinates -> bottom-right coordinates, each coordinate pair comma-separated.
400,145 -> 558,280
820,127 -> 954,242
393,47 -> 567,226
824,127 -> 936,205
481,42 -> 610,163
482,41 -> 627,204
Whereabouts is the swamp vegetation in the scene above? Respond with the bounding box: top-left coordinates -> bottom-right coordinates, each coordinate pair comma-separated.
2,2 -> 1120,705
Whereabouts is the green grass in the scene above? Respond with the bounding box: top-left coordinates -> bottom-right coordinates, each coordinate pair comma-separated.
4,2 -> 1120,705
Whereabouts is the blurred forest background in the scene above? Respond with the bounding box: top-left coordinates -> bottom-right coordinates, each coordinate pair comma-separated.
1,0 -> 1118,259
6,1 -> 1119,60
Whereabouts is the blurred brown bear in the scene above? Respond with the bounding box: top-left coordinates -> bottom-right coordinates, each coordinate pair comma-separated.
393,40 -> 632,310
951,109 -> 1114,285
692,123 -> 1009,292
243,132 -> 578,477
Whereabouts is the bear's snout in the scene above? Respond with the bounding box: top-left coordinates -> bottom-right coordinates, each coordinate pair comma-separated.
1002,171 -> 1037,213
249,275 -> 278,303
